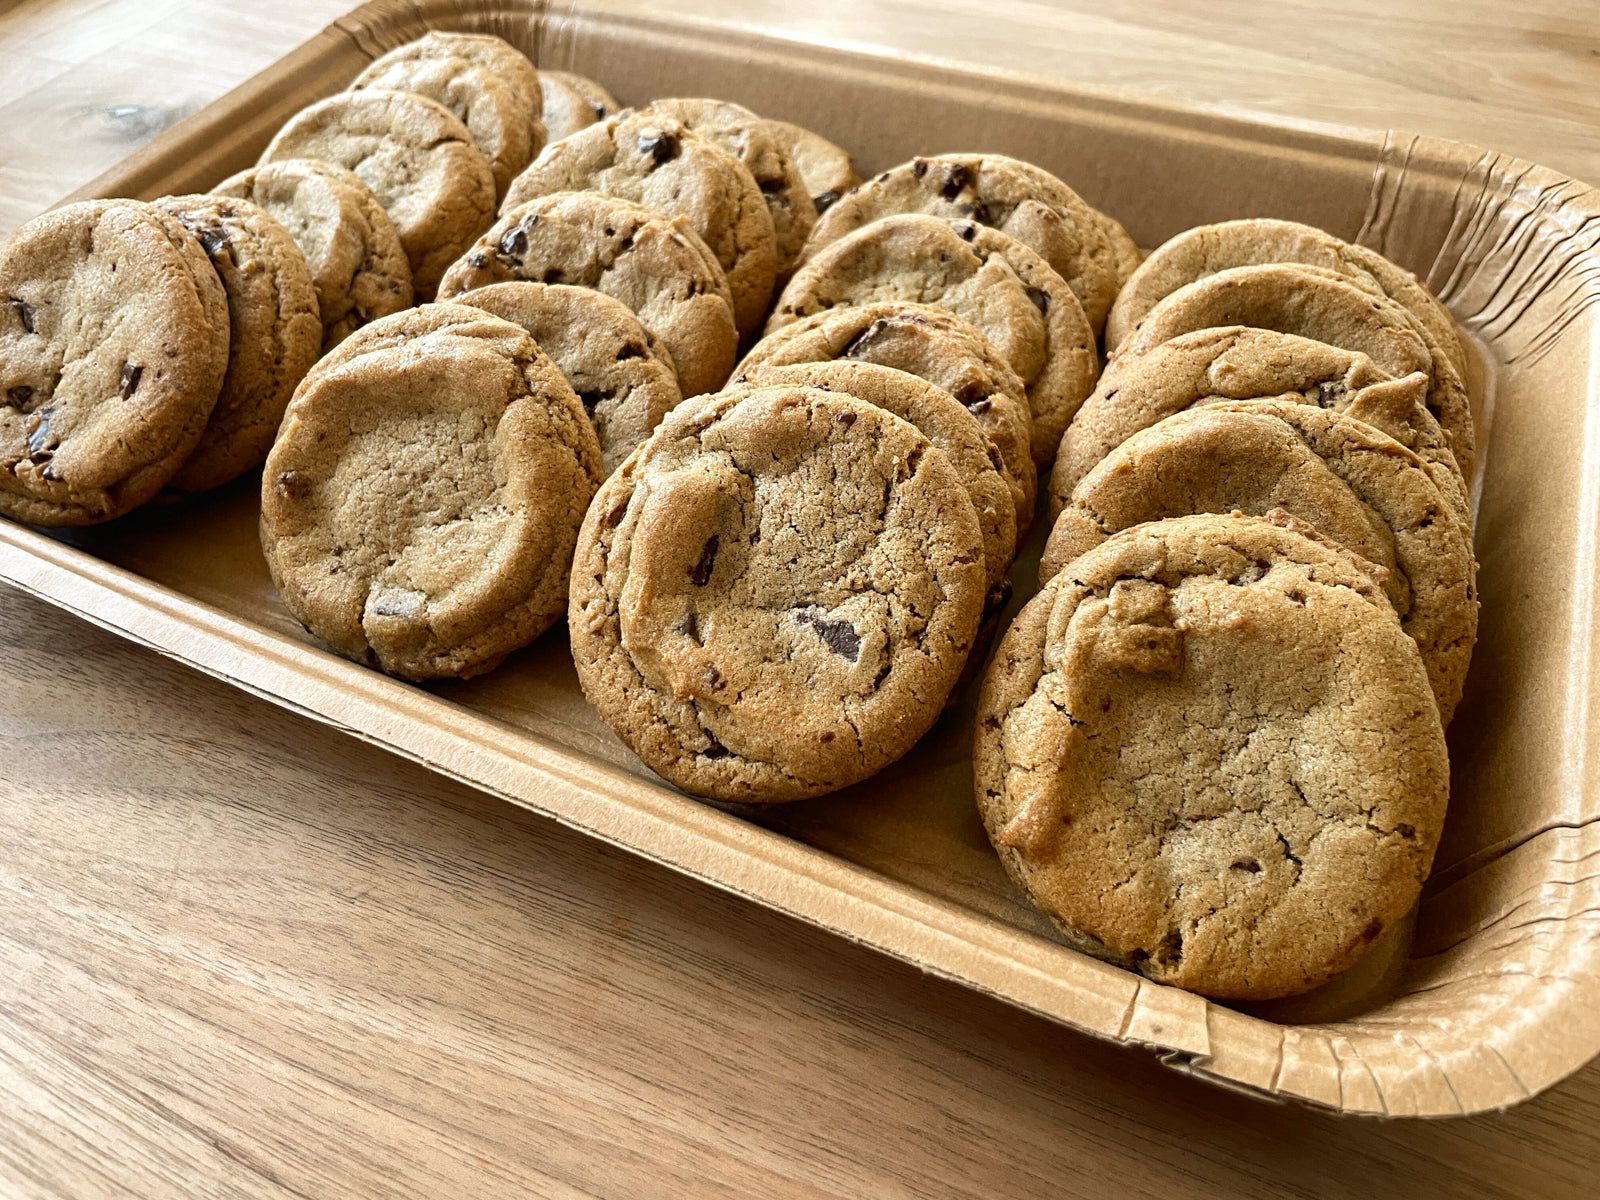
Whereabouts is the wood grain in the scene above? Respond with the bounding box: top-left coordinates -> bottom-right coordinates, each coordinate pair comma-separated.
3,1 -> 1600,1196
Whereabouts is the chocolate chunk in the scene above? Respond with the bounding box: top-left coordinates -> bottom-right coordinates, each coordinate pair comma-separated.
499,225 -> 528,257
954,222 -> 977,242
1231,859 -> 1263,874
1315,381 -> 1348,408
6,385 -> 33,408
118,362 -> 143,399
835,410 -> 857,428
1025,286 -> 1050,314
912,160 -> 929,179
840,318 -> 888,359
795,608 -> 861,661
197,225 -> 230,257
25,410 -> 52,456
638,131 -> 680,168
7,298 -> 34,334
704,666 -> 726,691
689,534 -> 719,586
987,444 -> 1004,473
812,190 -> 842,215
940,164 -> 972,200
468,252 -> 489,270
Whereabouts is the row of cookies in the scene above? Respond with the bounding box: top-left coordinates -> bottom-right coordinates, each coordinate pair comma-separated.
971,221 -> 1477,999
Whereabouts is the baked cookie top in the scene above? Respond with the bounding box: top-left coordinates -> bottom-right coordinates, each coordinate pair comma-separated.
1041,400 -> 1478,722
974,511 -> 1450,1000
569,383 -> 986,803
1115,262 -> 1475,472
762,119 -> 860,215
1106,217 -> 1464,381
1053,325 -> 1469,526
645,97 -> 816,276
437,191 -> 737,398
737,300 -> 1036,530
539,74 -> 601,143
260,88 -> 497,300
770,213 -> 1095,467
502,109 -> 777,335
214,157 -> 413,352
454,280 -> 681,476
730,360 -> 1017,604
155,193 -> 323,494
349,33 -> 545,200
0,200 -> 228,524
799,153 -> 1121,335
262,303 -> 602,681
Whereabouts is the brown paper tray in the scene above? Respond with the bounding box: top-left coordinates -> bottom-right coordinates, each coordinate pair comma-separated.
4,0 -> 1599,1116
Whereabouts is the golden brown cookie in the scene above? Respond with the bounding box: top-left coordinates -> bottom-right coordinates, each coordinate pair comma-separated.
1040,401 -> 1477,722
975,511 -> 1449,1000
436,191 -> 738,399
569,383 -> 985,803
262,304 -> 602,681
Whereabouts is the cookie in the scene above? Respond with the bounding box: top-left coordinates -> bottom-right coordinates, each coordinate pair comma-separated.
437,192 -> 738,398
1118,263 -> 1475,473
1105,218 -> 1465,380
569,383 -> 986,803
763,119 -> 860,215
0,200 -> 229,524
259,89 -> 497,299
543,70 -> 619,122
1052,326 -> 1470,526
1096,211 -> 1142,287
214,158 -> 413,352
737,301 -> 1037,531
975,511 -> 1449,1000
769,213 -> 1095,467
262,303 -> 603,681
453,280 -> 681,476
645,98 -> 816,276
1040,401 -> 1477,722
349,32 -> 545,200
502,110 -> 777,335
154,194 -> 323,493
797,154 -> 1121,335
540,74 -> 601,143
730,360 -> 1017,607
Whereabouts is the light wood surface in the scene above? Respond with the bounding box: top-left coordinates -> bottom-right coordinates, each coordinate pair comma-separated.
3,2 -> 1600,1196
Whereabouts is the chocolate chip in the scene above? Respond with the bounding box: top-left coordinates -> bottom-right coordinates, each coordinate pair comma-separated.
7,298 -> 34,334
119,362 -> 142,399
1025,286 -> 1050,314
499,225 -> 528,257
819,731 -> 834,743
1230,859 -> 1262,874
468,253 -> 489,270
689,534 -> 719,586
795,608 -> 861,661
912,160 -> 928,178
26,410 -> 53,455
940,164 -> 972,200
876,171 -> 890,183
6,385 -> 33,408
840,318 -> 888,359
702,731 -> 729,759
197,225 -> 229,257
987,445 -> 1004,472
812,190 -> 842,215
543,267 -> 565,283
638,131 -> 680,167
1361,918 -> 1384,941
959,200 -> 997,225
616,341 -> 645,360
704,666 -> 726,691
1315,381 -> 1348,408
954,222 -> 977,242
835,410 -> 856,428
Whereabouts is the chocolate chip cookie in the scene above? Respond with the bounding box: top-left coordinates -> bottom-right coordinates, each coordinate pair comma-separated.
436,191 -> 738,398
453,280 -> 681,475
502,109 -> 777,335
570,383 -> 986,803
1052,326 -> 1469,526
763,119 -> 860,216
644,98 -> 816,276
349,31 -> 546,201
729,360 -> 1017,607
539,74 -> 600,143
737,300 -> 1036,531
975,511 -> 1449,1000
213,158 -> 413,352
769,213 -> 1096,467
262,303 -> 603,680
154,194 -> 323,493
1041,400 -> 1478,722
798,154 -> 1121,335
1118,263 -> 1476,473
260,89 -> 497,299
1,200 -> 229,524
1105,218 -> 1465,380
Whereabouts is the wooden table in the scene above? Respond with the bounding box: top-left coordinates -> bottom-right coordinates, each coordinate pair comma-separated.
3,2 -> 1599,1195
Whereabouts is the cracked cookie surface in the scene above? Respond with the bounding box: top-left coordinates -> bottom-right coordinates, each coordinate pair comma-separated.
1041,400 -> 1478,722
259,89 -> 497,299
502,109 -> 776,335
770,213 -> 1095,467
0,199 -> 228,524
570,383 -> 986,803
437,191 -> 737,399
974,512 -> 1449,1000
261,304 -> 602,681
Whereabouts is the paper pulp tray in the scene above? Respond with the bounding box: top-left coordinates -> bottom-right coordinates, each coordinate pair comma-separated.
2,0 -> 1598,1117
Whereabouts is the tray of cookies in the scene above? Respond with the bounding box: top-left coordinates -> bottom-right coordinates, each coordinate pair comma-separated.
2,0 -> 1598,1116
